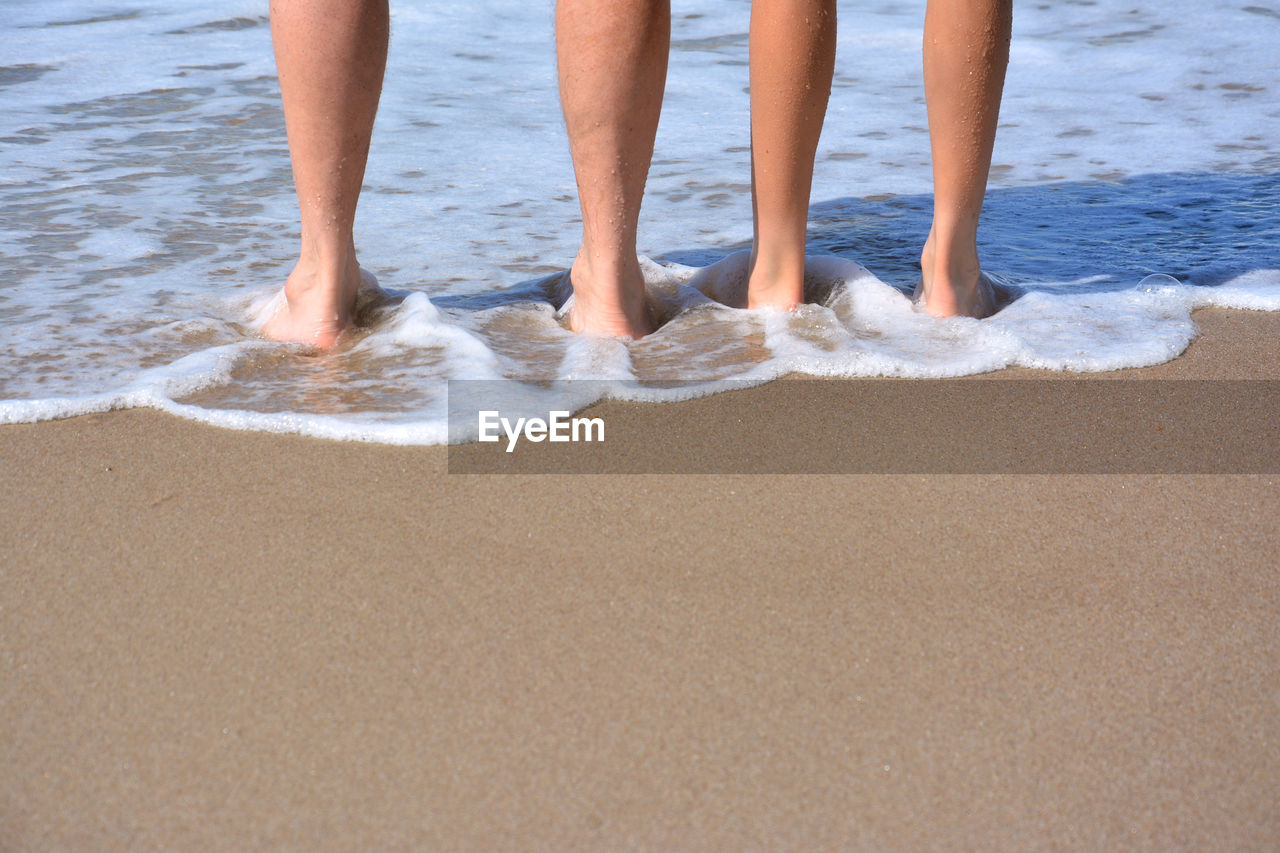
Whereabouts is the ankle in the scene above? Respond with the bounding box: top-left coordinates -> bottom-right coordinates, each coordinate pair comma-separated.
284,252 -> 362,320
922,234 -> 980,281
567,252 -> 652,337
746,250 -> 805,309
571,253 -> 644,307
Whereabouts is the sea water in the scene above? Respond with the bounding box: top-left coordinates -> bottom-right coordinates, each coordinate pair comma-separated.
1,0 -> 1278,443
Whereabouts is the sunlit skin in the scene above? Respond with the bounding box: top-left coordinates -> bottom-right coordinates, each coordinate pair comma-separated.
747,1 -> 838,311
556,0 -> 669,339
918,0 -> 1012,318
556,0 -> 837,338
263,0 -> 388,350
266,0 -> 1009,348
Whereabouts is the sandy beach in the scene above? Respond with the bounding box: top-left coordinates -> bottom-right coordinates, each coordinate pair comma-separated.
2,306 -> 1278,850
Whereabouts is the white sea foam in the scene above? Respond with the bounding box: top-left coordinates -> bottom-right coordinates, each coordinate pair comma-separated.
1,0 -> 1278,443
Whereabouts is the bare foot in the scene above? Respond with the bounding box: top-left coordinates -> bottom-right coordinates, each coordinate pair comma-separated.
916,232 -> 995,319
262,255 -> 368,350
567,254 -> 655,339
746,253 -> 805,311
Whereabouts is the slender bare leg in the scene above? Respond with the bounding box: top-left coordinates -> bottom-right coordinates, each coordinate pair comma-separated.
746,0 -> 836,310
263,0 -> 388,349
918,0 -> 1011,318
556,0 -> 669,339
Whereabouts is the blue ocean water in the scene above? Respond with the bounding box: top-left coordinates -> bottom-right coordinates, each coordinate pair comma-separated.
1,0 -> 1278,442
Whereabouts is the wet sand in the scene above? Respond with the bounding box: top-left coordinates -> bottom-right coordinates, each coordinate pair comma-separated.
3,307 -> 1278,850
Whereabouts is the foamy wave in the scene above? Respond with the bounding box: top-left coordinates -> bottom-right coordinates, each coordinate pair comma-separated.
6,259 -> 1275,444
3,0 -> 1277,445
0,342 -> 266,424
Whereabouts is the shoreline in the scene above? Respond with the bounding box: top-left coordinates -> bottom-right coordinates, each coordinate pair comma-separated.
3,306 -> 1278,848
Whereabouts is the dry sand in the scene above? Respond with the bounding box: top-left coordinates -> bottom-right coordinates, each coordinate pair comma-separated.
2,307 -> 1278,850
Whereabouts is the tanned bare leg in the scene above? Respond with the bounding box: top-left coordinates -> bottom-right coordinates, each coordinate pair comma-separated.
264,0 -> 388,348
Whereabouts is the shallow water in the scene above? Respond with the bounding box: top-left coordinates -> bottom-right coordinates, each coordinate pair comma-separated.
2,0 -> 1278,442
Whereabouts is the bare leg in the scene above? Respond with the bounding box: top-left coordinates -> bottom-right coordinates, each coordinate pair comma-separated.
918,0 -> 1011,318
264,0 -> 388,349
746,0 -> 836,310
556,0 -> 669,338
